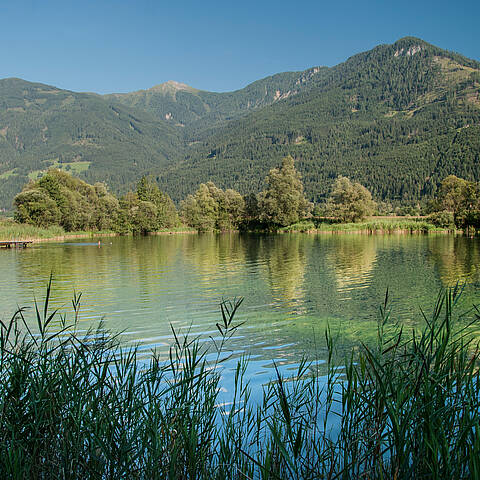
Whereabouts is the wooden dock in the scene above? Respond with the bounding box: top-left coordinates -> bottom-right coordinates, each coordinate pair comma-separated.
0,241 -> 33,249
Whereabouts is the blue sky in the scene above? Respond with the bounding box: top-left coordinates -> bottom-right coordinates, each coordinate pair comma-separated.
0,0 -> 478,94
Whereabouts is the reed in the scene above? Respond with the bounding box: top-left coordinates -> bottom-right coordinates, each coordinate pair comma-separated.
276,218 -> 450,234
0,218 -> 66,240
314,218 -> 447,233
0,217 -> 197,241
0,279 -> 478,478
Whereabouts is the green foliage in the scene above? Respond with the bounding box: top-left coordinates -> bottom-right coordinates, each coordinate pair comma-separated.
0,78 -> 181,211
14,189 -> 61,227
0,217 -> 65,239
136,175 -> 180,229
14,169 -> 120,231
432,175 -> 480,229
337,286 -> 480,478
180,181 -> 245,232
326,176 -> 376,222
278,220 -> 316,232
13,168 -> 480,235
394,204 -> 422,216
107,72 -> 308,130
314,218 -> 439,233
258,155 -> 311,227
155,38 -> 480,207
427,210 -> 456,229
0,284 -> 479,478
13,171 -> 180,235
118,192 -> 158,234
375,201 -> 394,215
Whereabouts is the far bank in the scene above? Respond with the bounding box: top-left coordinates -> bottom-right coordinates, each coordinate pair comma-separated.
0,217 -> 465,243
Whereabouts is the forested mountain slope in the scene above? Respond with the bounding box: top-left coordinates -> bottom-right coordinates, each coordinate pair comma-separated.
156,37 -> 480,204
0,79 -> 181,210
106,68 -> 328,131
0,37 -> 479,210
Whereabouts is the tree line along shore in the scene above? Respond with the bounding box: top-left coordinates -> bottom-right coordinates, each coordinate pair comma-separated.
2,155 -> 480,240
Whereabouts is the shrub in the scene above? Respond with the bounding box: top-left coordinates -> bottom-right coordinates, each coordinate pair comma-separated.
427,210 -> 456,228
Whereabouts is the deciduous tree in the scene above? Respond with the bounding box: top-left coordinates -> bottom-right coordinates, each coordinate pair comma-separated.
327,176 -> 376,222
258,155 -> 311,227
180,182 -> 245,232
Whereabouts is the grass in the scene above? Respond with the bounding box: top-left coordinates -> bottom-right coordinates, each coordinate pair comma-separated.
0,169 -> 16,180
0,218 -> 196,241
28,160 -> 92,181
0,218 -> 120,241
278,221 -> 316,233
316,219 -> 442,233
0,219 -> 196,241
0,279 -> 479,478
52,160 -> 91,175
149,225 -> 197,234
0,218 -> 66,240
0,215 -> 452,240
278,218 -> 451,234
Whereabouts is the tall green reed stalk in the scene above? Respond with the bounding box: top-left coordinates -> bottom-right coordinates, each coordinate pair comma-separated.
338,286 -> 480,479
0,277 -> 478,478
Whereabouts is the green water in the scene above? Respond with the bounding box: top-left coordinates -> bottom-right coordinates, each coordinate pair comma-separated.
1,233 -> 480,385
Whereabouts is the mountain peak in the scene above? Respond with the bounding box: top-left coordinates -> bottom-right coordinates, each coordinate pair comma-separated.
390,37 -> 426,56
393,36 -> 427,46
150,80 -> 197,94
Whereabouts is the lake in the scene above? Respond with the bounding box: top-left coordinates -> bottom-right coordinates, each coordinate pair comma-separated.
1,233 -> 480,389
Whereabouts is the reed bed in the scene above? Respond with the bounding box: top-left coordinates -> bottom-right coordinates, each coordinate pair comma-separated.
315,219 -> 445,234
277,218 -> 450,234
0,218 -> 66,240
0,218 -> 197,242
0,217 -> 450,240
0,218 -> 117,241
0,280 -> 478,478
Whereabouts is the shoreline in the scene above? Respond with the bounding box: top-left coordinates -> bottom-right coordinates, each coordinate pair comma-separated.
28,230 -> 197,243
278,227 -> 454,235
29,229 -> 456,242
0,229 -> 198,243
0,220 -> 463,243
0,227 -> 460,243
31,232 -> 119,243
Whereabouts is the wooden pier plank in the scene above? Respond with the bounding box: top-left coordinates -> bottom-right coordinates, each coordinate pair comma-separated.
0,241 -> 33,248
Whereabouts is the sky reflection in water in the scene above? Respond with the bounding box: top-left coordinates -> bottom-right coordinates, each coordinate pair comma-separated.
1,233 -> 479,393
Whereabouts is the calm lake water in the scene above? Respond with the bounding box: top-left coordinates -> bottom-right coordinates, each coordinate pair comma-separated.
1,233 -> 480,389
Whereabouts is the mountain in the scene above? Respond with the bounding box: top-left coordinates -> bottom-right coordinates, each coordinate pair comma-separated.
0,37 -> 479,211
106,69 -> 327,131
154,37 -> 480,205
0,78 -> 181,209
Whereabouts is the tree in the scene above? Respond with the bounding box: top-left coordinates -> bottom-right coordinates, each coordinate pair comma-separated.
14,169 -> 120,231
14,189 -> 61,227
180,182 -> 245,232
181,183 -> 218,232
437,175 -> 468,218
258,155 -> 311,227
117,192 -> 159,234
94,183 -> 120,230
327,176 -> 376,222
136,176 -> 179,228
223,188 -> 245,230
435,175 -> 480,229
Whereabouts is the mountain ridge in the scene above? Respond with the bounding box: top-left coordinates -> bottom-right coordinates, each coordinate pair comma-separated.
0,37 -> 479,211
154,36 -> 480,204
